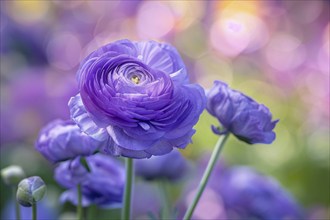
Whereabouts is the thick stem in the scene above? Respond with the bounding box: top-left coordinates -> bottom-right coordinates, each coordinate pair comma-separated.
122,158 -> 134,220
77,184 -> 83,220
13,187 -> 20,220
32,202 -> 37,220
183,133 -> 230,220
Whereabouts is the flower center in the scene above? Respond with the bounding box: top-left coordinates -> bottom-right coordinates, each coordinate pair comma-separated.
131,75 -> 140,84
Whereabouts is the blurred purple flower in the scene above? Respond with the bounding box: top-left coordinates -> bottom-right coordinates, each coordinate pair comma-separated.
207,80 -> 278,144
0,15 -> 48,65
178,157 -> 304,220
219,167 -> 305,220
0,68 -> 77,144
1,199 -> 58,220
54,157 -> 87,188
69,39 -> 206,159
132,182 -> 162,219
135,149 -> 188,181
307,206 -> 330,220
35,119 -> 102,163
55,154 -> 125,208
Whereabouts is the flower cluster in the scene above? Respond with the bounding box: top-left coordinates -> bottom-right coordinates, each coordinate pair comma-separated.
35,118 -> 125,209
30,39 -> 284,219
55,154 -> 125,208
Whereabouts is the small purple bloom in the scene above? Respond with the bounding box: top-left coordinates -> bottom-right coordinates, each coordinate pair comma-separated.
54,157 -> 87,188
219,167 -> 305,220
35,119 -> 102,163
135,149 -> 188,181
207,81 -> 278,144
55,154 -> 125,208
69,39 -> 206,158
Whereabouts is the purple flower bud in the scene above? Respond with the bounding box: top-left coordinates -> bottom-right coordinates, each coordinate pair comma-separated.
207,81 -> 278,144
35,119 -> 103,163
219,167 -> 305,219
16,176 -> 46,207
54,154 -> 125,208
135,149 -> 188,181
69,39 -> 206,158
1,165 -> 26,186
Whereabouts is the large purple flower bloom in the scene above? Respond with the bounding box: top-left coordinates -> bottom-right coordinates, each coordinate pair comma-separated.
219,167 -> 304,220
35,119 -> 102,163
207,81 -> 278,144
55,154 -> 125,208
69,39 -> 206,158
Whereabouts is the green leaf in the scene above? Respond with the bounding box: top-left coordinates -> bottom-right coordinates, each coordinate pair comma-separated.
80,157 -> 91,172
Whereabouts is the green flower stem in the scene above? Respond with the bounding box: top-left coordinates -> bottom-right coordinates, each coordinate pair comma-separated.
87,205 -> 96,220
83,207 -> 88,220
158,180 -> 171,219
32,202 -> 37,220
77,184 -> 83,220
13,187 -> 20,220
183,133 -> 230,220
122,158 -> 134,220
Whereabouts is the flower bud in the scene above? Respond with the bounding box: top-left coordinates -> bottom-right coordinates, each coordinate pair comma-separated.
16,176 -> 46,207
1,165 -> 26,186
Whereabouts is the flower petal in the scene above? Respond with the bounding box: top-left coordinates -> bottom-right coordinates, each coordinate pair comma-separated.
68,94 -> 109,141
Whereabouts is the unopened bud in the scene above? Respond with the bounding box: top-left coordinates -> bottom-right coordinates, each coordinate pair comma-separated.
1,165 -> 26,186
16,176 -> 46,207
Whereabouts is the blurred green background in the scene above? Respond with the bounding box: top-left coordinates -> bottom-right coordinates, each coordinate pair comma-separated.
0,0 -> 329,219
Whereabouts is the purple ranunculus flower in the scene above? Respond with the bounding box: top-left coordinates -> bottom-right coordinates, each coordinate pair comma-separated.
135,149 -> 188,181
68,39 -> 206,159
35,119 -> 102,163
54,154 -> 125,208
219,167 -> 305,220
206,80 -> 278,144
